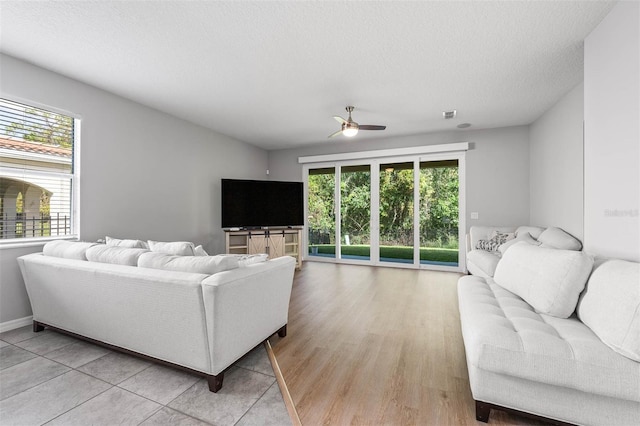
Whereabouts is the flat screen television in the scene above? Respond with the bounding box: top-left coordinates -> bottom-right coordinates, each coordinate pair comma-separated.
221,179 -> 304,229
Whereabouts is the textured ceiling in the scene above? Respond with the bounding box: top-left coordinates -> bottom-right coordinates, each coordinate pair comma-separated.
0,1 -> 615,150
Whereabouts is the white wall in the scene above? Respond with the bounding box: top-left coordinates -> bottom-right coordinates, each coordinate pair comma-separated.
584,1 -> 640,261
0,54 -> 268,324
268,125 -> 531,230
529,82 -> 584,241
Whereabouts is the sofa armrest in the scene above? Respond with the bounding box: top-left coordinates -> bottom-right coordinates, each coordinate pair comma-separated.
200,256 -> 296,375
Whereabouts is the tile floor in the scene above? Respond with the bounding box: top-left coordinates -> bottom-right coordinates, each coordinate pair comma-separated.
0,326 -> 291,425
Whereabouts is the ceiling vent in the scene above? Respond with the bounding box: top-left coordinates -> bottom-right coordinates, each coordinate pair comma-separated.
443,110 -> 457,119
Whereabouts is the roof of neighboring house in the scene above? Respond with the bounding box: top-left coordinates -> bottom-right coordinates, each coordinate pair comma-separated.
0,137 -> 72,158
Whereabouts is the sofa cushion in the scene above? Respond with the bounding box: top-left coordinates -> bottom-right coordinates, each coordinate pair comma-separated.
466,249 -> 501,278
86,245 -> 149,266
458,275 -> 640,402
493,243 -> 593,318
43,240 -> 97,260
106,236 -> 148,249
148,240 -> 196,256
138,252 -> 239,274
537,227 -> 582,251
578,259 -> 640,362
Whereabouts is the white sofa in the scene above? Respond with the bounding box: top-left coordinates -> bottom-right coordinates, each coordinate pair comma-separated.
17,240 -> 296,392
466,226 -> 582,278
458,242 -> 640,425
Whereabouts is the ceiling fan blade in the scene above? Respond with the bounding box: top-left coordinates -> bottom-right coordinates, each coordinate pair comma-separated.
359,125 -> 386,131
333,116 -> 347,124
328,129 -> 343,138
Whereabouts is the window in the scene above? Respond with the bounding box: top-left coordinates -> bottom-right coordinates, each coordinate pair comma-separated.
0,98 -> 79,242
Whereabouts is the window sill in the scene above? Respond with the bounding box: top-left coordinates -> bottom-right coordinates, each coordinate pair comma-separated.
0,236 -> 78,250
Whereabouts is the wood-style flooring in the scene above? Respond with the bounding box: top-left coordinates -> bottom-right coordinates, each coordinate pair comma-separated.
271,262 -> 546,425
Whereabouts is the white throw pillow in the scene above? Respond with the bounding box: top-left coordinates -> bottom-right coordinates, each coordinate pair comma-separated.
86,245 -> 149,266
222,253 -> 269,267
194,245 -> 208,256
138,252 -> 239,274
106,236 -> 148,249
515,226 -> 546,240
148,240 -> 195,256
537,227 -> 582,251
43,240 -> 97,260
493,242 -> 594,318
577,259 -> 640,362
498,232 -> 541,255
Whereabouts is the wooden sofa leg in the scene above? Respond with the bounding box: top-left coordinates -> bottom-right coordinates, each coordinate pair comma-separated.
277,324 -> 287,338
207,373 -> 224,393
476,400 -> 491,423
33,321 -> 45,333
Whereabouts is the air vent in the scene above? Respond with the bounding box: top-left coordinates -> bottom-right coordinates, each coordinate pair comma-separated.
443,110 -> 457,119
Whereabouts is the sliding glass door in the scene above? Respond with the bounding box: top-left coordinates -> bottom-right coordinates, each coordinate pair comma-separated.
340,165 -> 371,261
419,160 -> 460,267
304,152 -> 464,271
379,162 -> 414,264
307,167 -> 336,259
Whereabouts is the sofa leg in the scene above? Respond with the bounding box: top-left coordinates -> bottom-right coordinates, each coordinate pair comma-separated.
33,321 -> 45,333
207,373 -> 224,393
277,324 -> 287,338
475,400 -> 491,423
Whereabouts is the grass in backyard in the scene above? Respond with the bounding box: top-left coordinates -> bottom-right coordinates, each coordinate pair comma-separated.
309,244 -> 458,263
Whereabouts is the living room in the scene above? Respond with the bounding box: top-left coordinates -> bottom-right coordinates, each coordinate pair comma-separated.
1,1 -> 638,425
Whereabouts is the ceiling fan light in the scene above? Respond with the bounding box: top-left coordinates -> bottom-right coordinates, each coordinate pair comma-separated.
342,127 -> 358,137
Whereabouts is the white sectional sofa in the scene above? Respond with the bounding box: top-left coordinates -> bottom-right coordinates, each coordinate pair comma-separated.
18,240 -> 296,392
458,242 -> 640,425
466,225 -> 582,278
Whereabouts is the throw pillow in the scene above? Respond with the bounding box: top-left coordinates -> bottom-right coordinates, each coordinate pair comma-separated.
223,253 -> 269,267
493,242 -> 594,318
498,231 -> 541,255
148,240 -> 196,256
577,259 -> 640,362
476,231 -> 515,253
86,245 -> 149,266
43,240 -> 97,260
194,245 -> 208,256
106,236 -> 148,249
138,252 -> 239,274
537,227 -> 582,251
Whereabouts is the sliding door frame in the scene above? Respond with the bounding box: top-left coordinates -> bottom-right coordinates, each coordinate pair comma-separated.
302,144 -> 467,272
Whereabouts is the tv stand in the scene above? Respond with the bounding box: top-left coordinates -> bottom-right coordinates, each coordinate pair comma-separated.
225,228 -> 302,269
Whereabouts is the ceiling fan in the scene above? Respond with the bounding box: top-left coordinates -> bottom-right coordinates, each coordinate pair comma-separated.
328,106 -> 386,138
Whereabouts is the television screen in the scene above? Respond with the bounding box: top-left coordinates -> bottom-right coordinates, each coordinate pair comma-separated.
221,179 -> 304,229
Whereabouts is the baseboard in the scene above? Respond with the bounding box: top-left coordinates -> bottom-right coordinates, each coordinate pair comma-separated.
0,315 -> 33,333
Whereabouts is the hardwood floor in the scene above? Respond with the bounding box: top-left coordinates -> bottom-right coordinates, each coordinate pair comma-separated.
271,262 -> 547,425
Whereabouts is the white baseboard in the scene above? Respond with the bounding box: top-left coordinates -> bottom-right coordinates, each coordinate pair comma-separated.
0,316 -> 33,333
